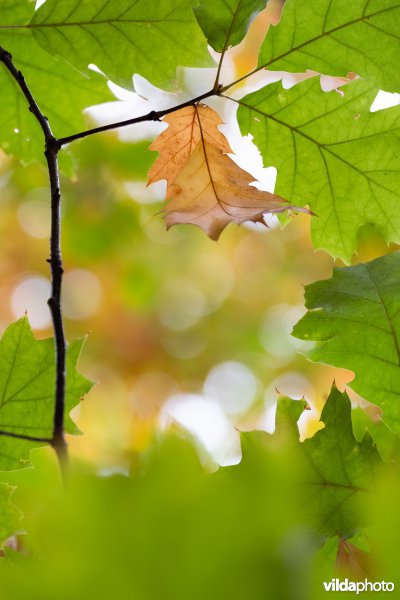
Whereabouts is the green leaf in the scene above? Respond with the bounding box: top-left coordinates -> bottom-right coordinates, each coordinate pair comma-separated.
293,252 -> 400,435
31,0 -> 212,90
300,387 -> 379,538
0,484 -> 21,545
237,78 -> 400,261
352,406 -> 400,462
258,0 -> 400,92
0,0 -> 111,165
0,433 -> 302,599
0,400 -> 381,596
194,0 -> 265,52
0,317 -> 93,470
239,389 -> 380,538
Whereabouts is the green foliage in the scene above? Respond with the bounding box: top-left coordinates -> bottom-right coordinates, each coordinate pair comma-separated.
352,406 -> 400,462
239,389 -> 380,539
0,484 -> 21,545
293,252 -> 400,435
259,0 -> 400,92
0,0 -> 400,590
0,318 -> 93,470
0,0 -> 111,164
0,391 -> 385,597
31,0 -> 212,90
0,436 -> 302,600
299,387 -> 380,538
194,0 -> 265,52
237,77 -> 400,261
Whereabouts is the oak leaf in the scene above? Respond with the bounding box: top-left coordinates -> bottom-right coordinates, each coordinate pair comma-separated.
148,105 -> 231,195
165,139 -> 294,240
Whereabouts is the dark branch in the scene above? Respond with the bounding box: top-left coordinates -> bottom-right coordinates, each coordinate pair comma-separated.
57,63 -> 266,146
0,46 -> 68,474
0,429 -> 52,444
58,87 -> 220,146
0,47 -> 53,139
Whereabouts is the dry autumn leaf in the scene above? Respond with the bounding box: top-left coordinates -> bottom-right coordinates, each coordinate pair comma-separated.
165,139 -> 296,240
148,105 -> 231,194
336,539 -> 374,581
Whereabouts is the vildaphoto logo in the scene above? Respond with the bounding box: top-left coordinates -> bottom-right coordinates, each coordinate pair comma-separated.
323,579 -> 395,594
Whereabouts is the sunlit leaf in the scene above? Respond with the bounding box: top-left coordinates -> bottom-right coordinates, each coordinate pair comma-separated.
0,0 -> 111,165
0,318 -> 93,470
31,0 -> 212,89
259,0 -> 400,92
237,78 -> 400,261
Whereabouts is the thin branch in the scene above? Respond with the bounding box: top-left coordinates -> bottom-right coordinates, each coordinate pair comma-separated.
213,0 -> 244,91
57,64 -> 266,146
0,47 -> 68,475
45,139 -> 68,472
58,88 -> 219,147
0,430 -> 52,444
220,66 -> 261,93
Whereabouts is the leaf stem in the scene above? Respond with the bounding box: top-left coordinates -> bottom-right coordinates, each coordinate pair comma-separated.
0,47 -> 68,475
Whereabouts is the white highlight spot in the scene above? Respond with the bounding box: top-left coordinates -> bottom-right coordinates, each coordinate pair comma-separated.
11,276 -> 51,329
161,393 -> 240,465
204,361 -> 258,416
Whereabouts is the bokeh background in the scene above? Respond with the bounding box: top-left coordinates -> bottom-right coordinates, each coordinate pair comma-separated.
1,4 -> 400,598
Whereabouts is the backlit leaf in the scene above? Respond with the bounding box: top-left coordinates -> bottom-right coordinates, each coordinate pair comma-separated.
258,0 -> 400,92
0,0 -> 111,165
237,78 -> 400,261
0,318 -> 93,470
293,252 -> 400,435
31,0 -> 212,90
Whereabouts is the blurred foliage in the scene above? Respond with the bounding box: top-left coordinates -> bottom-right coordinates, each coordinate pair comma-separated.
0,392 -> 397,599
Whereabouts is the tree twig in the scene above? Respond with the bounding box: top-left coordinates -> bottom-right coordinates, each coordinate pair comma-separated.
57,63 -> 264,147
58,88 -> 221,146
0,46 -> 68,475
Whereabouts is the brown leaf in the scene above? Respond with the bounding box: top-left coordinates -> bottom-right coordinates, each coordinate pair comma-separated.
164,139 -> 298,240
148,105 -> 231,194
336,539 -> 374,581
